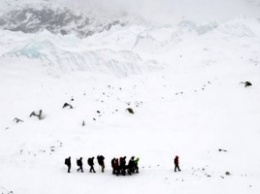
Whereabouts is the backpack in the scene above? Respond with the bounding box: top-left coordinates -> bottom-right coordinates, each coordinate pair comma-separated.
88,158 -> 92,165
97,156 -> 103,165
77,159 -> 81,166
65,158 -> 68,165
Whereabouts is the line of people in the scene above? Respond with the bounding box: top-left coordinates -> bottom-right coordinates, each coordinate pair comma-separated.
64,155 -> 105,173
65,155 -> 180,174
64,155 -> 139,175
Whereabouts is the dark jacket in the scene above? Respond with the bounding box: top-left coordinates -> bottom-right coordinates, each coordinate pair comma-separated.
88,157 -> 94,166
97,155 -> 105,166
174,156 -> 179,166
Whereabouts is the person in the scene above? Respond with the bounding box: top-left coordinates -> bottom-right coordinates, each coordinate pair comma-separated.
97,155 -> 105,173
88,157 -> 96,173
119,156 -> 126,175
127,156 -> 135,175
76,157 -> 84,172
65,156 -> 71,173
111,158 -> 119,175
174,155 -> 181,172
111,158 -> 116,174
133,157 -> 139,173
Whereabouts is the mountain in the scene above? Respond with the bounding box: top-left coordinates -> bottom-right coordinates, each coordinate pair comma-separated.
0,1 -> 162,77
0,4 -> 127,38
1,0 -> 260,38
0,1 -> 260,194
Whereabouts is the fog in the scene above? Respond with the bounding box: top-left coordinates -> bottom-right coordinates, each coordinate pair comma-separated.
66,0 -> 260,24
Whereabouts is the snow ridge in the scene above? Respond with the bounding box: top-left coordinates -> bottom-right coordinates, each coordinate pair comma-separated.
0,29 -> 164,77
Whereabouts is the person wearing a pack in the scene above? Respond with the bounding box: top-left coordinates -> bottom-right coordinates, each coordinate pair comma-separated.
133,157 -> 139,173
97,155 -> 105,173
111,158 -> 119,175
115,158 -> 119,175
111,158 -> 116,174
118,157 -> 123,174
64,156 -> 71,173
76,157 -> 84,172
119,156 -> 126,175
174,155 -> 181,172
127,156 -> 135,175
88,157 -> 96,173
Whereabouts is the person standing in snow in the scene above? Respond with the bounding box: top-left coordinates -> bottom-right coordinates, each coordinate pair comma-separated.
111,158 -> 116,174
65,156 -> 71,173
97,155 -> 105,173
133,157 -> 140,173
115,158 -> 119,175
128,156 -> 135,175
119,156 -> 127,175
111,158 -> 119,175
174,155 -> 181,172
76,157 -> 84,172
88,157 -> 96,173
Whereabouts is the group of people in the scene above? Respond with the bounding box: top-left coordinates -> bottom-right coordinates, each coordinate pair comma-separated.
111,156 -> 139,176
64,155 -> 105,173
64,155 -> 181,174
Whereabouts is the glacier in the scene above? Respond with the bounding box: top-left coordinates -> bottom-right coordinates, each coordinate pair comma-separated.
0,1 -> 260,194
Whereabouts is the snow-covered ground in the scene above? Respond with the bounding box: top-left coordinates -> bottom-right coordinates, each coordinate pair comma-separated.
0,0 -> 260,194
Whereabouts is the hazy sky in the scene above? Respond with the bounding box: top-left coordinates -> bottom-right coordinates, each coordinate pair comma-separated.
4,0 -> 260,24
64,0 -> 260,24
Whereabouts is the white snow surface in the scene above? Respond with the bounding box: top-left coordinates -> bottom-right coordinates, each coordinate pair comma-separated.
1,1 -> 260,194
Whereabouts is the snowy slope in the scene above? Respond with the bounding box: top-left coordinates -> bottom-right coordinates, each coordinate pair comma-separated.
0,0 -> 260,194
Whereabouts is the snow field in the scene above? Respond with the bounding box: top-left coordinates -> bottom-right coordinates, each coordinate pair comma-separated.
0,2 -> 260,193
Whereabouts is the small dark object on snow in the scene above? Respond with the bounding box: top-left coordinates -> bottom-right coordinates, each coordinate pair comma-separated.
63,103 -> 73,109
30,110 -> 43,120
242,81 -> 252,87
226,171 -> 231,176
13,118 -> 23,123
126,108 -> 134,114
219,149 -> 227,152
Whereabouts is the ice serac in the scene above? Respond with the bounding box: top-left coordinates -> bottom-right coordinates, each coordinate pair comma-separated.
0,28 -> 164,77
